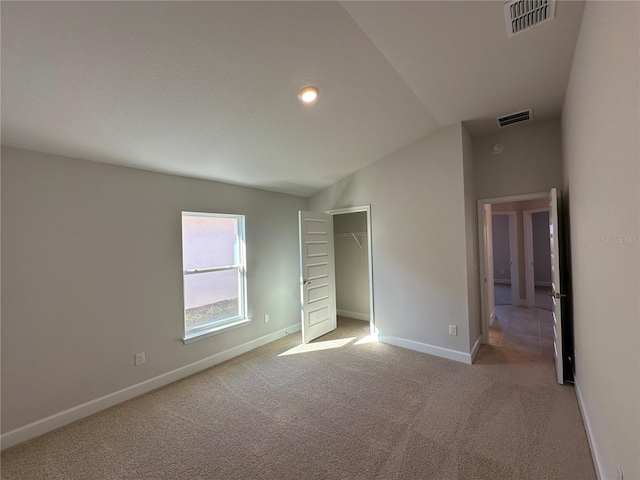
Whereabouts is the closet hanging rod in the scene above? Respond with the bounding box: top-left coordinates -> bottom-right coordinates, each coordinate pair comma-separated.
334,232 -> 367,237
335,232 -> 365,248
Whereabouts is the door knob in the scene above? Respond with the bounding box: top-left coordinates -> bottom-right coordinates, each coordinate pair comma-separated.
548,292 -> 566,299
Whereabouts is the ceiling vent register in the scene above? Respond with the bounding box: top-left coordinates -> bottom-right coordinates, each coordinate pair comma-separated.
504,0 -> 556,37
497,109 -> 533,128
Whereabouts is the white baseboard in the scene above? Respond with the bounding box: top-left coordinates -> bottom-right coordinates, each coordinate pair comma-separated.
470,336 -> 482,363
336,309 -> 369,322
489,308 -> 496,325
535,281 -> 552,287
574,378 -> 605,480
0,322 -> 302,451
380,334 -> 472,364
494,279 -> 511,285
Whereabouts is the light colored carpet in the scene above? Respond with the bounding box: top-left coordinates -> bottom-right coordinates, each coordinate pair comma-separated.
1,317 -> 595,480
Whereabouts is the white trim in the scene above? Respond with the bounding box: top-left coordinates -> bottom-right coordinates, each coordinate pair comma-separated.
470,336 -> 482,363
489,308 -> 496,325
574,379 -> 605,480
0,322 -> 301,451
480,204 -> 494,343
478,192 -> 550,346
336,309 -> 369,322
326,205 -> 376,337
182,317 -> 251,344
479,192 -> 550,205
380,334 -> 472,364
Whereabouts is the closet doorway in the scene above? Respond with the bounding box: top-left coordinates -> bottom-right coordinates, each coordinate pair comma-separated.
327,206 -> 375,335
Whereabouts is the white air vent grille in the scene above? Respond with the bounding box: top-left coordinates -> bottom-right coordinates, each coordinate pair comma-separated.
497,109 -> 533,128
504,0 -> 556,37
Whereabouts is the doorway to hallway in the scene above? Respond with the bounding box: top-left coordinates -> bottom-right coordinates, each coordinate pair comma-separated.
479,190 -> 569,382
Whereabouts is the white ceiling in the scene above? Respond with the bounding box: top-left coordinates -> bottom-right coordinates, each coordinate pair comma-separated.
1,1 -> 584,197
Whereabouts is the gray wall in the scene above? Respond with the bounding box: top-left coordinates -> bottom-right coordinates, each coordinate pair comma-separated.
492,215 -> 511,282
561,2 -> 639,479
310,124 -> 476,356
531,211 -> 551,284
1,147 -> 306,433
473,119 -> 563,200
333,212 -> 369,317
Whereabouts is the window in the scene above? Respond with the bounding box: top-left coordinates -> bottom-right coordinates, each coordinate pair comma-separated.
181,212 -> 247,341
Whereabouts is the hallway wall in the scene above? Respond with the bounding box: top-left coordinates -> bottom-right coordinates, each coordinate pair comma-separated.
561,2 -> 640,478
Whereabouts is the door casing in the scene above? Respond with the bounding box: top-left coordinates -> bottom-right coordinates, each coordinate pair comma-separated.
477,192 -> 550,344
326,205 -> 376,336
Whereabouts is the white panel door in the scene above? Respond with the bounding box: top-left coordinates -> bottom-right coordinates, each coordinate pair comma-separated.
298,211 -> 337,343
549,188 -> 565,384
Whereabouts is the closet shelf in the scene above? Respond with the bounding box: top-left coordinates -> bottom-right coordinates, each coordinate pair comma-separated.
335,231 -> 367,248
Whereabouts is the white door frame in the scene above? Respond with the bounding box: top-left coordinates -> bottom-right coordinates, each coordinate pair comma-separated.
523,208 -> 551,307
326,205 -> 376,336
483,205 -> 495,325
491,211 -> 519,307
477,192 -> 549,343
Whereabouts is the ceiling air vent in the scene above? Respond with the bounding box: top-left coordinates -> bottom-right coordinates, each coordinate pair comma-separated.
497,109 -> 533,128
504,0 -> 556,37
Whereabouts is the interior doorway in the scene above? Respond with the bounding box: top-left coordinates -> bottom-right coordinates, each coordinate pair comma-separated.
478,192 -> 555,359
327,206 -> 375,336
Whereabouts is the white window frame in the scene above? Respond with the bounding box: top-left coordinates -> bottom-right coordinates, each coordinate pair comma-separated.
181,212 -> 249,344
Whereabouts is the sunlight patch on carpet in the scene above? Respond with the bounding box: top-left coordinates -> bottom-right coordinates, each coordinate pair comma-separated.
354,333 -> 379,345
278,337 -> 357,356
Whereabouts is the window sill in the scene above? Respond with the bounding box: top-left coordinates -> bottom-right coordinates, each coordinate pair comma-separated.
182,318 -> 252,344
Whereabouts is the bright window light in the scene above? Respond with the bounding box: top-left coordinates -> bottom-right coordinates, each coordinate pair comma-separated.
181,212 -> 247,339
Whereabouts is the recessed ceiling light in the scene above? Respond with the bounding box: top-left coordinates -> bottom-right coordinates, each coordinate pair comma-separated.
298,86 -> 319,105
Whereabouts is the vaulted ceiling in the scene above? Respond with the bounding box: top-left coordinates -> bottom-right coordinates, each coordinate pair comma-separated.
1,1 -> 584,196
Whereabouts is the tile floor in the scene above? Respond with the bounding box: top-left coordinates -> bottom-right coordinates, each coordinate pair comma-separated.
494,284 -> 554,311
494,283 -> 512,306
489,303 -> 555,358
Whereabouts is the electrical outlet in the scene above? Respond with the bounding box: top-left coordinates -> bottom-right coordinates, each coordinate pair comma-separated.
449,325 -> 457,336
264,314 -> 270,323
135,352 -> 145,366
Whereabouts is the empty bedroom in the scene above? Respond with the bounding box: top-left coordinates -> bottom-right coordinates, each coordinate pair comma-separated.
1,1 -> 638,479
